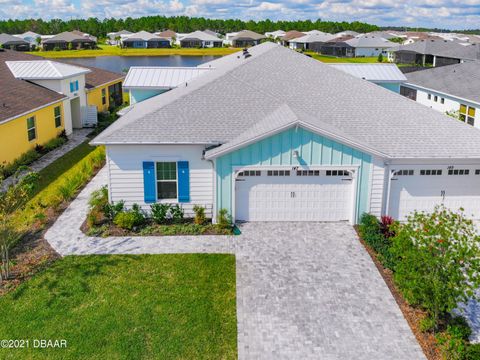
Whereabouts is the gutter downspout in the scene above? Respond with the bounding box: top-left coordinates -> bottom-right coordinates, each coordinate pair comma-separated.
203,151 -> 217,224
384,162 -> 395,216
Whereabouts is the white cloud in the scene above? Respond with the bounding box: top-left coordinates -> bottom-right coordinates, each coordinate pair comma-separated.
1,0 -> 480,29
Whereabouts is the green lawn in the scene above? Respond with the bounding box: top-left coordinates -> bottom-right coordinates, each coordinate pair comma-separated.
28,45 -> 240,58
306,52 -> 379,63
31,141 -> 96,198
0,254 -> 237,359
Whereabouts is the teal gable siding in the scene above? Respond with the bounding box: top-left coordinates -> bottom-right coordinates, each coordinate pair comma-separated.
376,82 -> 401,93
215,126 -> 372,223
130,89 -> 168,104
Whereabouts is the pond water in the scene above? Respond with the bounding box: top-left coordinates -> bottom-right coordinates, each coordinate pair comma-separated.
66,55 -> 221,74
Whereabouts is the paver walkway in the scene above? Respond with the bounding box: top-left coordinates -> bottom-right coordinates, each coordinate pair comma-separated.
45,168 -> 426,359
1,129 -> 91,191
45,167 -> 235,255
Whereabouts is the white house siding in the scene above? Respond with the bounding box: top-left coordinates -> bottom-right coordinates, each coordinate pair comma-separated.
369,157 -> 386,217
355,48 -> 388,57
406,84 -> 480,129
106,144 -> 214,217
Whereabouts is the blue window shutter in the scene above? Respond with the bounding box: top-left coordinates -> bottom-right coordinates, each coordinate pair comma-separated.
69,82 -> 74,92
143,161 -> 156,203
75,80 -> 79,91
177,161 -> 190,203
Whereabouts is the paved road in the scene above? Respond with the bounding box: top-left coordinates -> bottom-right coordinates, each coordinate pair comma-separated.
235,222 -> 426,360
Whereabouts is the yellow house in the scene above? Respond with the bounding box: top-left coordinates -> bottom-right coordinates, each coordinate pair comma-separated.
0,101 -> 66,165
84,72 -> 124,113
1,49 -> 124,168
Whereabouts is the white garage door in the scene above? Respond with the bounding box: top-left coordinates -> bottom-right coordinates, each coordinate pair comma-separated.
235,169 -> 354,222
389,167 -> 480,220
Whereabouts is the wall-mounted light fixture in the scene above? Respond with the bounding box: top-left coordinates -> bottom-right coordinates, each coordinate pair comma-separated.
292,150 -> 299,159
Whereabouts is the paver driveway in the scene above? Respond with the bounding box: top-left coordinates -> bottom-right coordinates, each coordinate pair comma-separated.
235,222 -> 425,360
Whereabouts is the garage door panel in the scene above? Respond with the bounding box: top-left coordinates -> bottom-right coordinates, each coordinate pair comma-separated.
389,167 -> 480,220
235,170 -> 353,222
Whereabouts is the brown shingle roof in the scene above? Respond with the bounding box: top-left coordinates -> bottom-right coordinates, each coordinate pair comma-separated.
0,50 -> 124,122
58,60 -> 124,89
157,30 -> 176,38
0,49 -> 66,123
281,30 -> 305,42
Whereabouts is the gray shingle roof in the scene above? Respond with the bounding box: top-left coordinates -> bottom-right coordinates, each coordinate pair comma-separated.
231,30 -> 266,41
405,61 -> 480,104
0,33 -> 29,46
393,40 -> 480,61
346,35 -> 397,49
91,42 -> 480,159
43,31 -> 95,43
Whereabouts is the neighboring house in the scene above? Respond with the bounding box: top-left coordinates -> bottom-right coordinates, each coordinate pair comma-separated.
42,31 -> 96,50
400,62 -> 480,128
230,30 -> 266,47
106,30 -> 132,45
0,50 -> 67,165
123,66 -> 213,104
203,29 -> 221,38
280,30 -> 305,47
121,31 -> 170,48
288,32 -> 335,51
345,35 -> 397,57
329,63 -> 407,92
91,43 -> 480,224
334,30 -> 359,37
13,31 -> 42,48
223,32 -> 238,46
265,30 -> 286,40
392,40 -> 480,67
180,31 -> 222,48
0,33 -> 30,51
319,35 -> 355,56
155,30 -> 177,45
71,30 -> 97,43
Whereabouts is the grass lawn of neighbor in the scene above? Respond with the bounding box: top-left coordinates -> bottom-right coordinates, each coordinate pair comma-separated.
29,45 -> 240,58
0,254 -> 237,359
306,52 -> 379,63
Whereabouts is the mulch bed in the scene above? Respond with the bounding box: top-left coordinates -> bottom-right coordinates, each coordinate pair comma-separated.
354,226 -> 441,360
81,219 -> 234,237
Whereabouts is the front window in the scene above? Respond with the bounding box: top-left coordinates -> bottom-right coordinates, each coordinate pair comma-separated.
27,116 -> 36,141
156,162 -> 177,199
54,106 -> 62,128
460,104 -> 475,126
102,88 -> 107,105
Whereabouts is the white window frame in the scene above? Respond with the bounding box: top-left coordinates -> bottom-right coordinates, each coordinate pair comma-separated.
27,116 -> 36,142
155,161 -> 178,201
54,106 -> 62,128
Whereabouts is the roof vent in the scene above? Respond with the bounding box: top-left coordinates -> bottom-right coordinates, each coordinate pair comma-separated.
243,49 -> 251,59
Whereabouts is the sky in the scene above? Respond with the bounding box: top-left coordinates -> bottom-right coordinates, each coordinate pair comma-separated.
1,0 -> 480,30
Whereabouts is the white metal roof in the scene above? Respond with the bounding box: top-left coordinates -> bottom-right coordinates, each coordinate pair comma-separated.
6,60 -> 91,80
123,66 -> 214,89
329,63 -> 407,83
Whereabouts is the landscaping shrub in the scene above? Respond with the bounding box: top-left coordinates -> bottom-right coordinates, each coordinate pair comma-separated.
358,213 -> 395,269
436,318 -> 471,360
0,133 -> 67,179
193,205 -> 206,225
170,204 -> 184,224
217,209 -> 232,229
465,344 -> 480,359
104,201 -> 125,221
131,204 -> 146,226
150,203 -> 170,224
390,206 -> 480,329
379,215 -> 395,239
114,212 -> 137,230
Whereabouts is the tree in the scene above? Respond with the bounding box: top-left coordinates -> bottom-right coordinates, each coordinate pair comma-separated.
0,172 -> 37,283
391,206 -> 480,330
